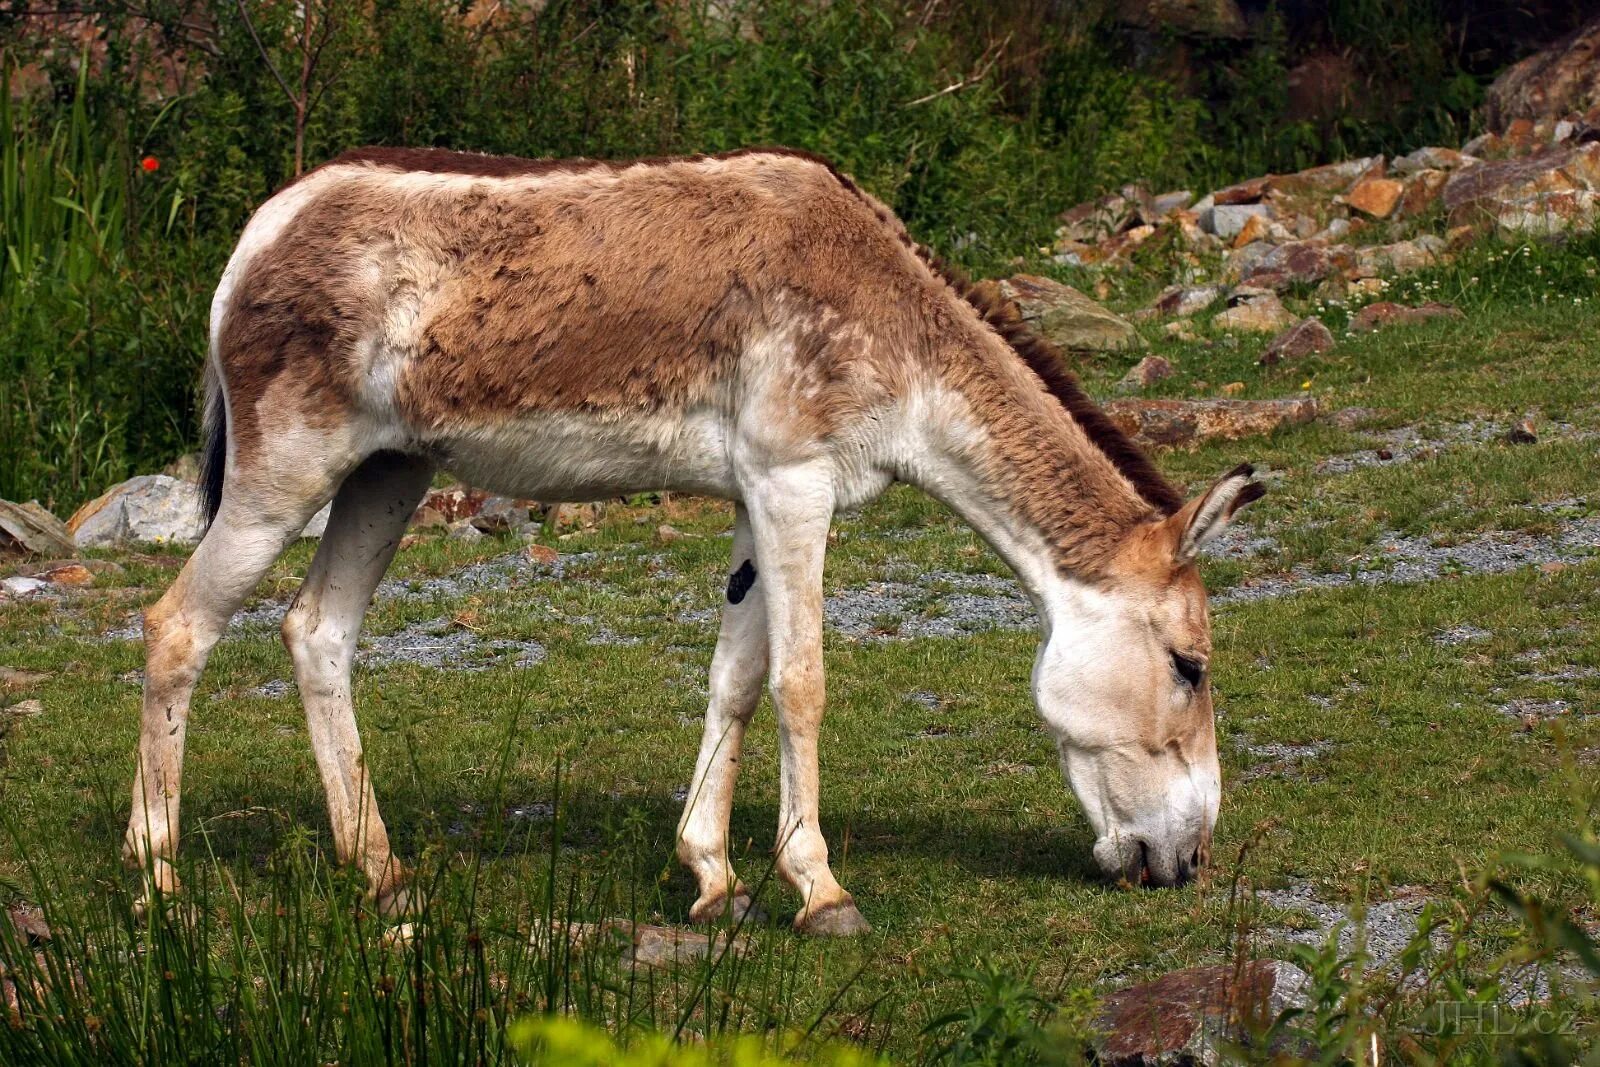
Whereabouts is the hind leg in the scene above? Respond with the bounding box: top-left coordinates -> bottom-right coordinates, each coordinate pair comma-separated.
124,475 -> 333,903
677,505 -> 768,924
280,452 -> 433,916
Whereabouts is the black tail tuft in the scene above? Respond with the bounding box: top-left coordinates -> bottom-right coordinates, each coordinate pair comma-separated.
198,362 -> 226,529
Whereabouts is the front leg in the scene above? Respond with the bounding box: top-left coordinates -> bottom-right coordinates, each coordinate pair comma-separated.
743,466 -> 870,936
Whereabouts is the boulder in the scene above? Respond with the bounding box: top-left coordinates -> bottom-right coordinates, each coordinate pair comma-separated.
1260,318 -> 1335,365
1057,193 -> 1132,243
1238,241 -> 1354,290
1350,301 -> 1464,333
1101,397 -> 1318,448
0,500 -> 76,558
1491,188 -> 1600,235
1151,190 -> 1195,216
1484,16 -> 1600,132
1350,236 -> 1447,278
1269,155 -> 1382,194
69,476 -> 206,548
1345,175 -> 1404,218
1442,142 -> 1600,224
1206,203 -> 1273,239
1144,284 -> 1225,319
1116,356 -> 1175,392
1095,960 -> 1310,1066
1396,168 -> 1450,217
996,275 -> 1144,352
1212,291 -> 1297,334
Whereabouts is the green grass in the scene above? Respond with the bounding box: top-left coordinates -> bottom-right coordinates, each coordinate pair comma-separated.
4,245 -> 1600,1062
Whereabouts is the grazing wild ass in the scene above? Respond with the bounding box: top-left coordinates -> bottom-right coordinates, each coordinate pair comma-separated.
125,147 -> 1264,935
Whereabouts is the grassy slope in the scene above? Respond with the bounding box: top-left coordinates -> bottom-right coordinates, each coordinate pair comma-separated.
1,252 -> 1597,1060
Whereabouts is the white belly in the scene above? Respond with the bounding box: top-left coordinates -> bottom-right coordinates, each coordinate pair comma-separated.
423,407 -> 738,501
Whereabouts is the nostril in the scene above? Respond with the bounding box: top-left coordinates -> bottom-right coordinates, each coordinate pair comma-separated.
1137,840 -> 1152,886
1190,846 -> 1201,869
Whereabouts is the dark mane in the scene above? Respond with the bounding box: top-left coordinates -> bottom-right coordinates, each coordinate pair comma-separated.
924,257 -> 1185,515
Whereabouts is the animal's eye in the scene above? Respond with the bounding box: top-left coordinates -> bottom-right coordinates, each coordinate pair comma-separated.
1171,652 -> 1206,688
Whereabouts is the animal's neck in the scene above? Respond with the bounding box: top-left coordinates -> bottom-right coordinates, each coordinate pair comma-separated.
896,327 -> 1156,617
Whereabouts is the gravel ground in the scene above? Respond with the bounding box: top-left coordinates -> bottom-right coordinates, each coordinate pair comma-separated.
1256,881 -> 1439,971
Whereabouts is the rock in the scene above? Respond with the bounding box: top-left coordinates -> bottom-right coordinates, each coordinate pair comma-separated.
1102,397 -> 1318,448
0,668 -> 50,692
1239,241 -> 1352,290
1095,960 -> 1310,1067
1163,320 -> 1200,343
1392,147 -> 1476,175
1349,301 -> 1464,333
656,523 -> 692,542
1151,190 -> 1194,216
0,577 -> 50,598
3,699 -> 43,720
1231,212 -> 1275,247
0,500 -> 76,558
446,520 -> 485,542
470,497 -> 535,534
1116,356 -> 1175,392
3,905 -> 50,945
1207,203 -> 1273,239
524,544 -> 560,565
996,275 -> 1144,352
1260,318 -> 1334,365
1219,381 -> 1245,396
1442,142 -> 1600,224
420,485 -> 492,524
1491,188 -> 1600,235
68,475 -> 205,548
1145,284 -> 1224,319
31,562 -> 95,588
161,452 -> 202,482
1396,168 -> 1450,217
1351,236 -> 1447,278
1506,418 -> 1539,444
1345,175 -> 1404,218
1115,0 -> 1247,38
1212,291 -> 1297,334
410,505 -> 448,530
1056,193 -> 1132,243
1484,16 -> 1600,132
1346,277 -> 1385,299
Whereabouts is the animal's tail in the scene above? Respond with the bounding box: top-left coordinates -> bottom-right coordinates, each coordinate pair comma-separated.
198,360 -> 226,530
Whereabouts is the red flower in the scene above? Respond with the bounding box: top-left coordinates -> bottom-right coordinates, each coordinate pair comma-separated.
140,156 -> 160,172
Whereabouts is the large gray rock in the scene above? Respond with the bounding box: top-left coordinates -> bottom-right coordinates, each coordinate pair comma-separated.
69,476 -> 206,548
1096,959 -> 1310,1066
996,275 -> 1144,352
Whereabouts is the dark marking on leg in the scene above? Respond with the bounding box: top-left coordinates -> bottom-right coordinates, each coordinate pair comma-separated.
726,559 -> 757,604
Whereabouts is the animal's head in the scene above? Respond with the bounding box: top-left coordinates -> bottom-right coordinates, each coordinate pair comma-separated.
1034,464 -> 1264,887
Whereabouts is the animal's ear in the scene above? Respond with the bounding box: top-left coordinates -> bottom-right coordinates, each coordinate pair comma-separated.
1167,463 -> 1266,565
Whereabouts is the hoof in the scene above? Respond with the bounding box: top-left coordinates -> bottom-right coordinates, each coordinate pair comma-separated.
689,892 -> 766,927
795,898 -> 871,937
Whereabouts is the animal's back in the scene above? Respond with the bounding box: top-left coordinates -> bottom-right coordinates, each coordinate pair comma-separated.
210,148 -> 921,461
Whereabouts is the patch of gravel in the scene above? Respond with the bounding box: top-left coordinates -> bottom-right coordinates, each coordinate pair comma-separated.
905,689 -> 946,710
253,678 -> 293,699
1313,418 -> 1507,476
1218,514 -> 1600,605
1257,882 -> 1439,970
823,570 -> 1033,641
1496,697 -> 1574,720
1234,737 -> 1332,781
1204,525 -> 1281,562
1433,624 -> 1492,646
359,618 -> 545,671
376,550 -> 598,602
